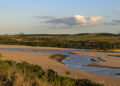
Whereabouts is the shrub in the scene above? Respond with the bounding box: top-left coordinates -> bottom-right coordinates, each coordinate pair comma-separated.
0,60 -> 103,86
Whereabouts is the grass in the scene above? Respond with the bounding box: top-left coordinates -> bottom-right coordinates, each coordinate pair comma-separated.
0,54 -> 103,86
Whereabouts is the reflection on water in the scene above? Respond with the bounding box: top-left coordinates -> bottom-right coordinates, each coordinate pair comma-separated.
0,48 -> 120,78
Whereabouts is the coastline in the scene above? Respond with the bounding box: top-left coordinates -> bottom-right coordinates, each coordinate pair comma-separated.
88,63 -> 120,69
50,54 -> 68,63
0,45 -> 120,85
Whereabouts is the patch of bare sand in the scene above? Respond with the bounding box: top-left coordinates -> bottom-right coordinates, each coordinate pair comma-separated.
0,50 -> 119,86
0,44 -> 120,52
0,44 -> 77,50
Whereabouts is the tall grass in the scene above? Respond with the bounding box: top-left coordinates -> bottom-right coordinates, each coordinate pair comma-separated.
0,60 -> 103,86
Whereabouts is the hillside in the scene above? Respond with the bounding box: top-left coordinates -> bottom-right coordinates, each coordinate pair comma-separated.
0,33 -> 120,50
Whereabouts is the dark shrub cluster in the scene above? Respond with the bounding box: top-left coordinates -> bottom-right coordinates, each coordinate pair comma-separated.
0,60 -> 103,86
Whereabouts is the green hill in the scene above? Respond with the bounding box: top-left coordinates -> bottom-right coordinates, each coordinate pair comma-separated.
0,33 -> 120,50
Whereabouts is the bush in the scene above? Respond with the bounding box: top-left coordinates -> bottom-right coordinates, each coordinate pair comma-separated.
75,79 -> 103,86
0,60 -> 103,86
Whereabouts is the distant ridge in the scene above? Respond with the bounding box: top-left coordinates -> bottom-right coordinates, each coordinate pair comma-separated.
15,33 -> 119,36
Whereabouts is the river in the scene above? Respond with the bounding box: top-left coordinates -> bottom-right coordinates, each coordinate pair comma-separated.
0,48 -> 120,78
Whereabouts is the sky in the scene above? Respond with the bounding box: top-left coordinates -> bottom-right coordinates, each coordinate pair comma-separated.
0,0 -> 120,34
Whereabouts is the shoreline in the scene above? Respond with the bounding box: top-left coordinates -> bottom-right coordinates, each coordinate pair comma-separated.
0,45 -> 120,85
1,44 -> 120,70
88,63 -> 120,69
50,54 -> 68,64
0,44 -> 120,52
72,51 -> 120,69
49,52 -> 120,69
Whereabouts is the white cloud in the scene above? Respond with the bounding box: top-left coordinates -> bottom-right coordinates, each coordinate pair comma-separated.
46,15 -> 103,27
90,16 -> 103,24
74,15 -> 87,24
33,15 -> 104,29
34,14 -> 120,29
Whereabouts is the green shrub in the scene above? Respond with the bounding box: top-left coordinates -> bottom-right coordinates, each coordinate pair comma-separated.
65,71 -> 71,75
75,79 -> 103,86
0,60 -> 103,86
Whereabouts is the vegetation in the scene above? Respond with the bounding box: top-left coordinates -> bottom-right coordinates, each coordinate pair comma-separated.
0,59 -> 103,86
0,33 -> 120,50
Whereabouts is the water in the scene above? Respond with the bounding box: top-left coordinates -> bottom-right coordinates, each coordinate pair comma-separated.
0,48 -> 120,78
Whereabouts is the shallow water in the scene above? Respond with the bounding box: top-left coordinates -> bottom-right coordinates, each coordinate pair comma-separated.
0,48 -> 120,78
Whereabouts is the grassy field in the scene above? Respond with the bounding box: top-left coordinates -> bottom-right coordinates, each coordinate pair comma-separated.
0,54 -> 103,86
0,33 -> 120,50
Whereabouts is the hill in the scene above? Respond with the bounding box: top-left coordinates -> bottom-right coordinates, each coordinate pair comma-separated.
0,33 -> 120,50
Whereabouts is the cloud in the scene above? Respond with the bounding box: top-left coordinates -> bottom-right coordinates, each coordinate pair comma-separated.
74,15 -> 87,24
90,16 -> 103,24
102,19 -> 120,26
46,15 -> 103,27
112,20 -> 120,23
46,16 -> 79,26
34,16 -> 56,19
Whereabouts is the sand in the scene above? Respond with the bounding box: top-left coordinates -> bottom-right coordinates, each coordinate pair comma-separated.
0,44 -> 120,52
0,45 -> 120,86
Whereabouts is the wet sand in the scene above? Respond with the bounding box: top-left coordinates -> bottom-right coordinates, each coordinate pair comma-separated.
0,45 -> 120,86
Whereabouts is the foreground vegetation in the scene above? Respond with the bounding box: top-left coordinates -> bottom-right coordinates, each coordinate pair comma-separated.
0,60 -> 103,86
0,33 -> 120,50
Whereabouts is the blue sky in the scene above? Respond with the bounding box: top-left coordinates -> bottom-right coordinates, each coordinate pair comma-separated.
0,0 -> 120,34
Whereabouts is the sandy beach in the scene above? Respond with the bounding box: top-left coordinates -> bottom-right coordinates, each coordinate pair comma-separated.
0,45 -> 120,86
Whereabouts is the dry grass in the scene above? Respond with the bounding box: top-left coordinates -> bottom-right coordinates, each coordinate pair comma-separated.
0,60 -> 103,86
